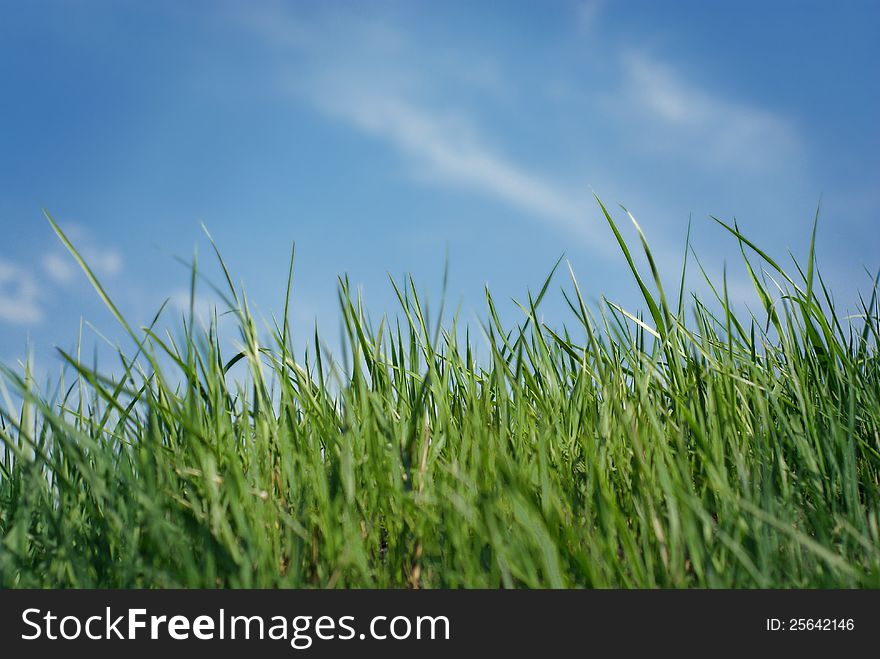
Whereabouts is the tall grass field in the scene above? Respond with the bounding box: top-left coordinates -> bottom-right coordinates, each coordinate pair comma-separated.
1,200 -> 878,588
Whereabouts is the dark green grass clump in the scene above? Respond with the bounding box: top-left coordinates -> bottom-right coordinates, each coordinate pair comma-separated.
1,202 -> 879,588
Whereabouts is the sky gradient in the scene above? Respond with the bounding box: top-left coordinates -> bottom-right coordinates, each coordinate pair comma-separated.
1,0 -> 878,376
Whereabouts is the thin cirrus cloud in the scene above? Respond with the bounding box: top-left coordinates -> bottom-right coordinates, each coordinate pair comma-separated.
41,252 -> 77,285
246,7 -> 604,248
610,52 -> 804,174
243,5 -> 809,260
237,3 -> 817,317
317,89 -> 593,239
0,259 -> 42,325
41,224 -> 124,285
0,224 -> 123,327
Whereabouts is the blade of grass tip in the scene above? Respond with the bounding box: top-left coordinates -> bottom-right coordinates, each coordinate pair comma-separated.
95,298 -> 170,434
314,320 -> 326,395
711,215 -> 802,293
76,315 -> 84,422
431,247 -> 451,348
723,265 -> 734,362
594,196 -> 665,339
282,242 -> 296,358
535,254 -> 566,309
687,248 -> 749,342
388,273 -> 419,346
815,267 -> 845,343
604,300 -> 661,340
201,222 -> 239,305
564,262 -> 611,373
805,201 -> 820,305
483,285 -> 517,358
44,209 -> 136,341
788,250 -> 836,361
622,204 -> 670,315
406,273 -> 432,351
677,215 -> 692,319
724,222 -> 780,334
188,245 -> 198,341
510,256 -> 565,377
20,347 -> 34,452
857,268 -> 880,356
172,253 -> 238,313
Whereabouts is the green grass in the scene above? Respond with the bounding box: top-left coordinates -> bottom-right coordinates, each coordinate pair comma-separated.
1,200 -> 879,588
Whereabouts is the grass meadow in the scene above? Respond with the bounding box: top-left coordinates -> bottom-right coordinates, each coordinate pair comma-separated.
1,200 -> 878,588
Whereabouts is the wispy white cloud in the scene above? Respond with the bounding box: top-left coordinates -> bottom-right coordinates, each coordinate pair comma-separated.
0,259 -> 43,325
318,89 -> 591,236
242,7 -> 603,246
85,249 -> 123,277
611,52 -> 803,173
1,223 -> 124,325
42,252 -> 76,284
42,223 -> 123,284
237,3 -> 813,297
575,0 -> 606,32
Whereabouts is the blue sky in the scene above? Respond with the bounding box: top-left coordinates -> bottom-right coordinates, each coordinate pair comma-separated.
1,0 -> 878,375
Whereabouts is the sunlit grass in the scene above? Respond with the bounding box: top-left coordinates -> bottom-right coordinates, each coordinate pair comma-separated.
1,200 -> 878,588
